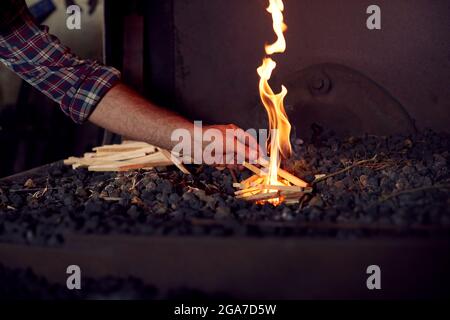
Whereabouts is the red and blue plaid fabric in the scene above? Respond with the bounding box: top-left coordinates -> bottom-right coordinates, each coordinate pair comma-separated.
0,1 -> 121,123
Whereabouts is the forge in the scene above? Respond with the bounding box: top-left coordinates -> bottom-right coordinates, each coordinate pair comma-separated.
0,0 -> 449,300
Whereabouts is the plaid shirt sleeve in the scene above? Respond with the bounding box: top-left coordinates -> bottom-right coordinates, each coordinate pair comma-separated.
0,2 -> 121,124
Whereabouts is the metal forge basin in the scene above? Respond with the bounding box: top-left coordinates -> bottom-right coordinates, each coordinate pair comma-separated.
1,234 -> 449,299
1,129 -> 450,299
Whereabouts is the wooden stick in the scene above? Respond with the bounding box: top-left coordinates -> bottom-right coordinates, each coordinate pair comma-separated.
260,185 -> 305,192
83,153 -> 97,158
234,186 -> 261,196
312,155 -> 378,184
89,160 -> 174,172
118,161 -> 174,171
236,188 -> 310,203
88,152 -> 169,171
243,162 -> 267,176
93,142 -> 151,150
64,142 -> 189,174
96,147 -> 153,154
236,192 -> 261,200
239,191 -> 280,202
257,158 -> 309,188
284,199 -> 301,205
71,158 -> 123,168
93,142 -> 154,153
241,174 -> 260,187
96,146 -> 156,162
248,177 -> 265,188
119,152 -> 167,164
63,157 -> 80,165
159,149 -> 191,175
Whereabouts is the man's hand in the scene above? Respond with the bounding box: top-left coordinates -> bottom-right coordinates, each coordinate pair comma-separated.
90,83 -> 264,166
202,124 -> 265,166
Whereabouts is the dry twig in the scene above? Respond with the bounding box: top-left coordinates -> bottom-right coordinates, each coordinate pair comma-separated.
313,155 -> 378,185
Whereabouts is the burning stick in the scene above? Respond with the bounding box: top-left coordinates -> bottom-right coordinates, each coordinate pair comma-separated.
236,174 -> 261,189
234,186 -> 261,196
261,185 -> 308,193
251,159 -> 309,188
243,162 -> 267,177
239,191 -> 281,202
234,0 -> 310,205
235,184 -> 312,202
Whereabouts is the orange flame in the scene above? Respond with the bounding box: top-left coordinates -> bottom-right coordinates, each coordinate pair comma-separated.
257,0 -> 292,198
265,0 -> 288,55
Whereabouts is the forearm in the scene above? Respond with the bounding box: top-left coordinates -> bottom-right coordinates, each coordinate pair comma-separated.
89,83 -> 193,151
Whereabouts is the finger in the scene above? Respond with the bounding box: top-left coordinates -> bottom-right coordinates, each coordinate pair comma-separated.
234,130 -> 265,163
234,139 -> 257,164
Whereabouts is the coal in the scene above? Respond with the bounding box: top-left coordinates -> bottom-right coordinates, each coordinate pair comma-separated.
0,130 -> 449,244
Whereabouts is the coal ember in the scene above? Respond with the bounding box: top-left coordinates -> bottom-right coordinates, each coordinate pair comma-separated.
0,130 -> 449,245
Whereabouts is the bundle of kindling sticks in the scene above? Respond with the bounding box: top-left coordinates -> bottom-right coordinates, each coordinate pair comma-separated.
233,159 -> 312,204
64,141 -> 190,174
64,141 -> 310,204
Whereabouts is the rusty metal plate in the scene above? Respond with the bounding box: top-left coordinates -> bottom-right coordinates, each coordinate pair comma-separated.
0,235 -> 449,299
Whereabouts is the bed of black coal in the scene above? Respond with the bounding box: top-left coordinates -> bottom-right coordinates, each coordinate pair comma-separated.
0,129 -> 449,299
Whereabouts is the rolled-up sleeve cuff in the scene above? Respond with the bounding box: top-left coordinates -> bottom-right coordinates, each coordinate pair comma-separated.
61,64 -> 121,124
